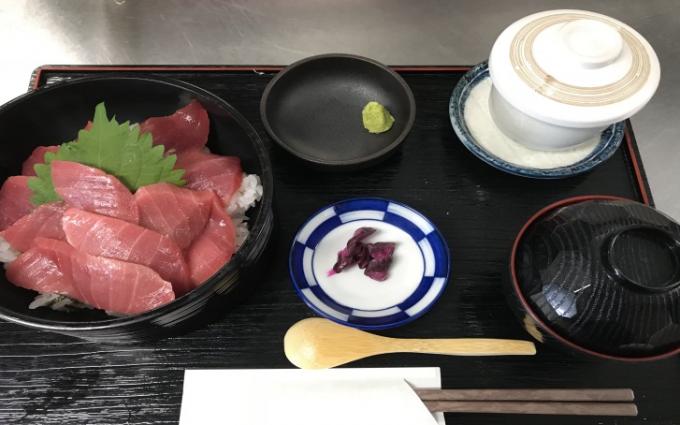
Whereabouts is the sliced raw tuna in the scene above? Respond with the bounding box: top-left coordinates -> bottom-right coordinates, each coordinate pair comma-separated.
23,122 -> 99,179
1,202 -> 66,252
186,196 -> 236,286
6,237 -> 76,296
21,146 -> 59,176
62,208 -> 192,295
134,183 -> 213,249
175,148 -> 243,203
139,100 -> 209,152
51,160 -> 139,223
7,238 -> 175,315
0,176 -> 35,231
69,247 -> 175,315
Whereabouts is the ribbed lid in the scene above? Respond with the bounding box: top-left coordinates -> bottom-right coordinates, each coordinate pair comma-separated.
489,10 -> 660,127
513,199 -> 680,358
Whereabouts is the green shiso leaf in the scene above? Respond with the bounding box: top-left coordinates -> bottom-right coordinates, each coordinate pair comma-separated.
27,160 -> 60,205
29,102 -> 185,206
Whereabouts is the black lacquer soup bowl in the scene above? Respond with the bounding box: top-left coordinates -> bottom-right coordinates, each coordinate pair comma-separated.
507,195 -> 680,361
0,76 -> 274,343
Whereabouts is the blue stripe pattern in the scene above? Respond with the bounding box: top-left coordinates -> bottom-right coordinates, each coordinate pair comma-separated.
334,198 -> 389,214
398,276 -> 435,311
305,215 -> 342,249
349,311 -> 410,326
289,198 -> 450,330
383,212 -> 426,241
307,285 -> 352,315
426,232 -> 448,276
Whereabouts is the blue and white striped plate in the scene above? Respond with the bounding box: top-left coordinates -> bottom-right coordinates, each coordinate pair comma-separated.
289,198 -> 450,330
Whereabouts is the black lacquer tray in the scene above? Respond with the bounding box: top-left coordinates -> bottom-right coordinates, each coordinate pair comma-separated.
0,65 -> 676,425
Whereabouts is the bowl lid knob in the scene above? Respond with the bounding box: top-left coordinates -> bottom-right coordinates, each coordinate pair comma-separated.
557,19 -> 624,69
605,225 -> 680,292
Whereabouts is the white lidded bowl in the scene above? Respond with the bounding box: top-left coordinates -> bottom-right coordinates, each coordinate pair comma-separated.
488,9 -> 660,151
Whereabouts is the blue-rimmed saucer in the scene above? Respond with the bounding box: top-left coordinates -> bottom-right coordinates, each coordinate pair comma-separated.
289,198 -> 450,330
449,62 -> 625,179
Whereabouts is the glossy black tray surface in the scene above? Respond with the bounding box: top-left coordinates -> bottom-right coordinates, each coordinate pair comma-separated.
0,66 -> 674,425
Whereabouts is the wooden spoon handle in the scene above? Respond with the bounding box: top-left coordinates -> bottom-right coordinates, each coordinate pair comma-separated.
390,338 -> 536,356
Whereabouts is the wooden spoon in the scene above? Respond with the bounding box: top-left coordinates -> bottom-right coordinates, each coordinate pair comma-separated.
284,318 -> 537,369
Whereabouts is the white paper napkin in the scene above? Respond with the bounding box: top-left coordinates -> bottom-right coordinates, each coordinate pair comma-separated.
180,368 -> 445,425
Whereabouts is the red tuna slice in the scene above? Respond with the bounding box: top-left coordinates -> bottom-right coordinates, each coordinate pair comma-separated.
175,148 -> 243,204
0,176 -> 35,231
21,146 -> 59,176
186,195 -> 236,286
2,202 -> 66,252
6,237 -> 77,296
51,160 -> 139,223
62,208 -> 192,295
68,248 -> 176,315
7,238 -> 175,315
139,100 -> 209,153
134,183 -> 213,249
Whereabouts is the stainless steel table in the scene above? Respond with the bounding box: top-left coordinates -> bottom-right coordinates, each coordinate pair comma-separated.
0,0 -> 678,217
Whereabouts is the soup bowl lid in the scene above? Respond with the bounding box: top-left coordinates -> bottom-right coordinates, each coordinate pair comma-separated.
511,196 -> 680,359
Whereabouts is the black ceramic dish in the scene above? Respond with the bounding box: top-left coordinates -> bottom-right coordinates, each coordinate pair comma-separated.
0,76 -> 274,343
507,195 -> 680,361
260,54 -> 416,168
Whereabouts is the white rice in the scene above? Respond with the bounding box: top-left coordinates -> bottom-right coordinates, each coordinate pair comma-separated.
11,172 -> 263,312
227,173 -> 264,249
203,146 -> 264,249
28,293 -> 91,311
0,236 -> 19,263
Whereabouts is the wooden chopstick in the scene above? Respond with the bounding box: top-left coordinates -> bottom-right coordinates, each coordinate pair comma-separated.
414,388 -> 635,402
420,401 -> 638,416
414,389 -> 637,416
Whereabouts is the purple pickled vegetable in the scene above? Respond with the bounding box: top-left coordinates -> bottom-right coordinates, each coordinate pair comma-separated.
356,244 -> 371,269
330,227 -> 396,281
364,258 -> 392,281
333,227 -> 376,273
364,243 -> 395,281
351,227 -> 376,241
367,242 -> 395,261
333,248 -> 354,273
